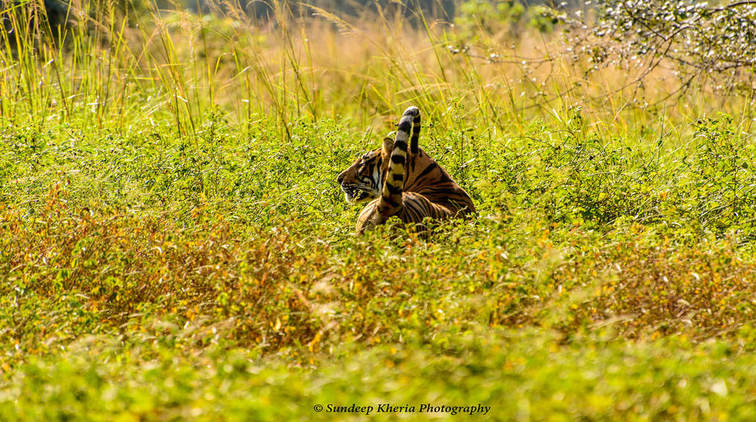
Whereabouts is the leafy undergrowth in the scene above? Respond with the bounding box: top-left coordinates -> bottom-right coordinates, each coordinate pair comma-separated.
1,187 -> 753,360
1,328 -> 755,421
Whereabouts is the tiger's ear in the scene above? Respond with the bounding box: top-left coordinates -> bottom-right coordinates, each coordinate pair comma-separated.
381,137 -> 394,158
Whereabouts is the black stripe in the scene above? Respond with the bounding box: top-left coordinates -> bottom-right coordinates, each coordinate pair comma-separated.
387,184 -> 402,195
392,174 -> 403,181
391,155 -> 405,164
415,162 -> 438,180
411,201 -> 427,220
382,196 -> 399,207
415,202 -> 430,221
404,201 -> 422,222
398,120 -> 412,133
410,120 -> 420,155
378,203 -> 394,216
430,206 -> 444,219
393,140 -> 407,150
424,187 -> 461,195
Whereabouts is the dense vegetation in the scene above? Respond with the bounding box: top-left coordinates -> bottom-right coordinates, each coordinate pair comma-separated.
0,0 -> 754,420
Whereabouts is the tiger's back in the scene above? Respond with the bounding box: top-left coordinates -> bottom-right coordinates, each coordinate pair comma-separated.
337,107 -> 475,234
403,149 -> 475,215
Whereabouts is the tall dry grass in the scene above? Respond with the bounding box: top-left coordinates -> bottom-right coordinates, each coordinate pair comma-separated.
1,0 -> 751,143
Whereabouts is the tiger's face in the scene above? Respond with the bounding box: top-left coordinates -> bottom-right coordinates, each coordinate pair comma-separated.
337,138 -> 393,203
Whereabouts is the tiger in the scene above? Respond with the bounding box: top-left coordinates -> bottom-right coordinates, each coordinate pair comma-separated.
336,106 -> 476,234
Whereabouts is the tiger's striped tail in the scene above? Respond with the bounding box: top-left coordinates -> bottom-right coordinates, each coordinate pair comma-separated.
378,106 -> 420,217
408,107 -> 421,155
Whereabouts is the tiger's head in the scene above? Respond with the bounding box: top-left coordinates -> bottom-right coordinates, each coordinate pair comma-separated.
337,137 -> 394,203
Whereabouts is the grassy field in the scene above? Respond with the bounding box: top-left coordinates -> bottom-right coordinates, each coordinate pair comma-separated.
0,1 -> 754,420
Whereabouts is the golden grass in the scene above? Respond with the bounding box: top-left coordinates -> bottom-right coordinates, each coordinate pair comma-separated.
1,1 -> 751,140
